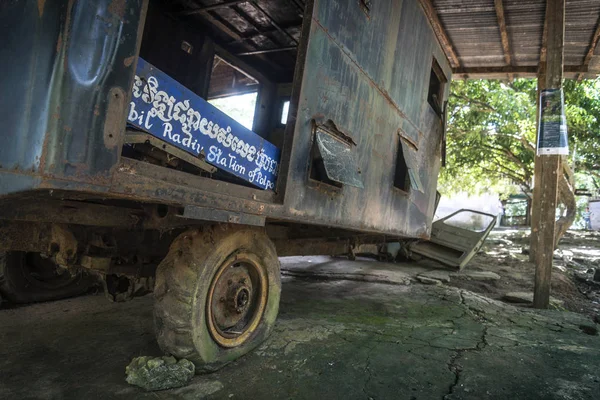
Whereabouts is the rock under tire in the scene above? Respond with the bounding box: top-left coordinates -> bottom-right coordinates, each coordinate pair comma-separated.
153,225 -> 281,373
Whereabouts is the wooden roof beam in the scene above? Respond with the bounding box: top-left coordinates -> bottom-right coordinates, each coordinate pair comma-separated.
188,11 -> 286,77
178,0 -> 249,16
494,0 -> 513,80
577,13 -> 600,80
453,65 -> 591,79
453,65 -> 583,76
418,0 -> 461,69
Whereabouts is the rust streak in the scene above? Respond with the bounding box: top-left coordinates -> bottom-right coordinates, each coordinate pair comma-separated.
108,0 -> 126,19
37,0 -> 46,17
56,32 -> 63,53
123,56 -> 135,67
312,18 -> 427,149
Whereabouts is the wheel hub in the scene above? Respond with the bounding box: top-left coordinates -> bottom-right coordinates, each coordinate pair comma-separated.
233,286 -> 250,313
206,255 -> 268,348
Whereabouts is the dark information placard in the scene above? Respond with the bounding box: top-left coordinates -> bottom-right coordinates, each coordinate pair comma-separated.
537,88 -> 569,156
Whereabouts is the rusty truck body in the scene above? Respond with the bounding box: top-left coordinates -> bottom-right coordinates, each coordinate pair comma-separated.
0,0 -> 449,370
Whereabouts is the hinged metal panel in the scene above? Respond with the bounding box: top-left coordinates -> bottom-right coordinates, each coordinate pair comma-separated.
315,128 -> 364,189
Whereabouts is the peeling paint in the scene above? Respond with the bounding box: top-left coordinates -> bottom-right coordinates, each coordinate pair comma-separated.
123,55 -> 135,67
37,0 -> 46,18
107,0 -> 126,19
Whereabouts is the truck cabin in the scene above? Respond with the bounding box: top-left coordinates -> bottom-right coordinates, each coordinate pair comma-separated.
125,1 -> 303,190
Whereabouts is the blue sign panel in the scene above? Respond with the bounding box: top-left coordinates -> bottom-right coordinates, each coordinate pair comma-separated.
127,57 -> 279,190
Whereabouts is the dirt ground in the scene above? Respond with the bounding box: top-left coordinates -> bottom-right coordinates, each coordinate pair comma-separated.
446,229 -> 600,318
0,231 -> 599,399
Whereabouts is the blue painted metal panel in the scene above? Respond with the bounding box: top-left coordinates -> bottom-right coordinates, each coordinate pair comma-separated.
128,58 -> 280,190
280,0 -> 449,238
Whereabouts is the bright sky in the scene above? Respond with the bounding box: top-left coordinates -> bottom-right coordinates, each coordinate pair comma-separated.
209,92 -> 257,130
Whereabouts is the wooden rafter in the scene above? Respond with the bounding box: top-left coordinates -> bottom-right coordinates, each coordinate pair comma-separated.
418,0 -> 460,68
175,3 -> 286,75
577,14 -> 600,80
494,0 -> 512,80
453,65 -> 583,76
178,0 -> 248,16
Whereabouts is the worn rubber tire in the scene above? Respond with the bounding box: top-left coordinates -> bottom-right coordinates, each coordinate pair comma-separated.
154,225 -> 281,373
0,252 -> 97,304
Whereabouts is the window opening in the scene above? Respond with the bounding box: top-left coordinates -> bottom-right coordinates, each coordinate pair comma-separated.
209,93 -> 257,130
280,100 -> 290,124
310,141 -> 343,188
207,55 -> 259,129
394,136 -> 410,192
309,123 -> 364,189
427,59 -> 446,116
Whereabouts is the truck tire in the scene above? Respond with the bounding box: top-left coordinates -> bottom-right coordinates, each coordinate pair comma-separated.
154,225 -> 281,373
0,252 -> 97,304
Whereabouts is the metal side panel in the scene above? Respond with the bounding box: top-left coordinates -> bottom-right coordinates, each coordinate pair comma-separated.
280,0 -> 449,238
0,0 -> 147,195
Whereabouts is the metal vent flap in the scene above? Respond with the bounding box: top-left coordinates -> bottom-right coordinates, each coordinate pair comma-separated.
315,128 -> 364,189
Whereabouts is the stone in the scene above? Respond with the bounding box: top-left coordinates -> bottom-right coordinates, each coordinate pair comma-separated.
503,292 -> 563,306
593,268 -> 600,282
418,270 -> 451,283
553,249 -> 574,262
125,356 -> 195,391
415,276 -> 442,285
454,271 -> 501,281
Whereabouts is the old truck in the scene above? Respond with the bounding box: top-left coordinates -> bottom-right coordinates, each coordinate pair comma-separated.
0,0 -> 453,371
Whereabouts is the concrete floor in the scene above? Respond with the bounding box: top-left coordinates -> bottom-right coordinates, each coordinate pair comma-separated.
1,257 -> 599,400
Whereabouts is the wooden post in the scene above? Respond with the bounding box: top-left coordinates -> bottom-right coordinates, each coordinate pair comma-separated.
533,0 -> 565,309
529,64 -> 546,264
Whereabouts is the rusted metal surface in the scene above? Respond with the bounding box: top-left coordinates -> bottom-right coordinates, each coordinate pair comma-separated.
0,222 -> 77,267
124,131 -> 217,174
0,0 -> 147,192
206,255 -> 267,348
1,0 -> 447,241
432,0 -> 600,78
0,199 -> 144,228
279,0 -> 447,237
182,205 -> 266,226
408,209 -> 497,270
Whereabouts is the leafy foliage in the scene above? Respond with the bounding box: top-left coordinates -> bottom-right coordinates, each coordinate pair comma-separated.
439,78 -> 600,198
563,79 -> 600,191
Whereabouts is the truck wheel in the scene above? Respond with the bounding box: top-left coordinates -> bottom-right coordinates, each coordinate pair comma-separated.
0,252 -> 97,303
154,225 -> 281,373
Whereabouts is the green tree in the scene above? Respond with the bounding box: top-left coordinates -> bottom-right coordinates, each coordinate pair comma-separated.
440,78 -> 600,245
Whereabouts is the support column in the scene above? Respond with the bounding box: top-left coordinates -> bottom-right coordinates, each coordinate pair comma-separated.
533,0 -> 565,309
530,64 -> 546,263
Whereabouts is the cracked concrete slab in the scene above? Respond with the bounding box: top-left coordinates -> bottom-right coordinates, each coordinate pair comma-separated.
419,270 -> 452,283
280,256 -> 418,285
452,271 -> 501,281
0,260 -> 599,399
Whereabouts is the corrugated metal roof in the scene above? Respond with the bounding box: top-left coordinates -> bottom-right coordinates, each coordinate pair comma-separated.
432,0 -> 600,78
162,0 -> 600,79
